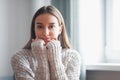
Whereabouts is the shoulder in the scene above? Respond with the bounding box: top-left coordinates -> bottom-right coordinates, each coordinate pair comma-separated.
62,48 -> 81,57
62,48 -> 81,62
12,49 -> 31,58
11,49 -> 37,73
11,49 -> 32,64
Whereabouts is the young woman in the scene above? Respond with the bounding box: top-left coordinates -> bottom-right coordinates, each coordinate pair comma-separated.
11,5 -> 81,80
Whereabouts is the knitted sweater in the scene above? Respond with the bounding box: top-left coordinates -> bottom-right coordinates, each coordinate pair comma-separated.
11,40 -> 81,80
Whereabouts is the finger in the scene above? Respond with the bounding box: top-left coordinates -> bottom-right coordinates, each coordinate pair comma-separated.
32,39 -> 35,42
35,36 -> 39,40
51,38 -> 57,41
53,38 -> 57,40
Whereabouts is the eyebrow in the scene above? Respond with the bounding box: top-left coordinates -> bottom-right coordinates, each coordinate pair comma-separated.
36,22 -> 56,25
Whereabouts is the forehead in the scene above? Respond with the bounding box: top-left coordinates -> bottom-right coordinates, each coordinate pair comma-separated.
35,13 -> 59,24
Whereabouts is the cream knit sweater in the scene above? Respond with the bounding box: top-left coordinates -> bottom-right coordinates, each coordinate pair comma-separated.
11,40 -> 81,80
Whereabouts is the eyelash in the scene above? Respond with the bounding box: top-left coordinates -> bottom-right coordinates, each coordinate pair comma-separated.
36,25 -> 56,29
37,25 -> 43,29
49,25 -> 55,29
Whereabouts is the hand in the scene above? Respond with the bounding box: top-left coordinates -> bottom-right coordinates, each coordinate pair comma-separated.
31,38 -> 45,50
40,37 -> 57,46
46,40 -> 61,49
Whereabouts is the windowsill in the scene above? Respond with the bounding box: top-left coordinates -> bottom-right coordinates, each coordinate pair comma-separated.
86,63 -> 120,71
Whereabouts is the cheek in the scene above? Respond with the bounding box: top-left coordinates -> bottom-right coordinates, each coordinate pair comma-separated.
35,30 -> 42,37
51,30 -> 60,38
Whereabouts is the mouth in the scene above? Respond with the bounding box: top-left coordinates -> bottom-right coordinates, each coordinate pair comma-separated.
43,38 -> 51,42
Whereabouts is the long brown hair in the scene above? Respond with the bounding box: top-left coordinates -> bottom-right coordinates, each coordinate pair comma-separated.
23,5 -> 71,49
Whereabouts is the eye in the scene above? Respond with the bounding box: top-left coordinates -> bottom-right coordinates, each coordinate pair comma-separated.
37,25 -> 43,29
49,25 -> 55,29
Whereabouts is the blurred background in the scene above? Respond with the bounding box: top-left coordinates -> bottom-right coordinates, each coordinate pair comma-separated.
0,0 -> 120,80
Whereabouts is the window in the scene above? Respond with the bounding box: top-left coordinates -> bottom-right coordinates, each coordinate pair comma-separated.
105,0 -> 120,63
78,0 -> 104,64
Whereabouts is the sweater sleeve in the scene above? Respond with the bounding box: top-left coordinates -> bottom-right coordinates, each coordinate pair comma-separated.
11,51 -> 35,80
31,40 -> 50,80
46,40 -> 81,80
46,40 -> 68,80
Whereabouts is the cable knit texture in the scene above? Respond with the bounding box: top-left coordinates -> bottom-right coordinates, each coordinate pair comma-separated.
11,40 -> 81,80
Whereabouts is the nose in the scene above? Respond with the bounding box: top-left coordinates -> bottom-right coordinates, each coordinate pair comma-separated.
43,28 -> 49,36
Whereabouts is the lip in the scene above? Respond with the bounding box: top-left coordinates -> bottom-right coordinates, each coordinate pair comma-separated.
43,37 -> 51,42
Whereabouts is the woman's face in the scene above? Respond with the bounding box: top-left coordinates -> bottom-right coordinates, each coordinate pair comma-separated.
34,13 -> 62,43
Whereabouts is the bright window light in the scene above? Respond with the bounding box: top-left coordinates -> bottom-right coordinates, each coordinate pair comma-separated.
79,0 -> 104,64
106,0 -> 120,62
